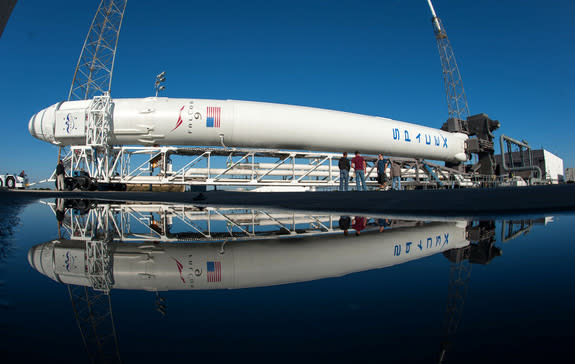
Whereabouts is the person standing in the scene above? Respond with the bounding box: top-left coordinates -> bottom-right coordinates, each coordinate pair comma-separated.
376,154 -> 389,191
351,151 -> 367,191
391,159 -> 402,191
56,160 -> 65,191
338,152 -> 350,191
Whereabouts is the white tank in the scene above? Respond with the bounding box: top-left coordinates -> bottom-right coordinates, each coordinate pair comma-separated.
29,98 -> 468,162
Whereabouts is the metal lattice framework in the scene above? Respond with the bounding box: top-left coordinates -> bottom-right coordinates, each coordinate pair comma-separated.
59,0 -> 126,179
67,284 -> 121,363
56,199 -> 120,363
86,93 -> 113,146
54,199 -> 121,363
438,249 -> 472,363
51,202 -> 342,243
427,0 -> 470,122
500,220 -> 533,243
54,146 -> 487,189
68,0 -> 127,101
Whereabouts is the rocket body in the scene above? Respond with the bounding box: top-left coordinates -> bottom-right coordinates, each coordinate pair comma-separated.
29,98 -> 468,162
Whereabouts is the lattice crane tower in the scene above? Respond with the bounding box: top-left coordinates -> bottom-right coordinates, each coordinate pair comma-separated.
426,0 -> 470,122
68,0 -> 127,101
62,0 -> 127,180
63,2 -> 127,361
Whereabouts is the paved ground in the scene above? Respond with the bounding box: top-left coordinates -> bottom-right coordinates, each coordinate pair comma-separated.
2,184 -> 575,218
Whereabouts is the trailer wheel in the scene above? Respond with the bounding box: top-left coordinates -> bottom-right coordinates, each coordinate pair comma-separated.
0,179 -> 3,187
65,179 -> 75,191
6,177 -> 15,189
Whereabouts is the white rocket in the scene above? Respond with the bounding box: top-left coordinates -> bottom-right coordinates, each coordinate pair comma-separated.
29,98 -> 469,162
28,221 -> 468,291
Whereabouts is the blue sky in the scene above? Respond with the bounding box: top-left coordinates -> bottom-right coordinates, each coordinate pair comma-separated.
1,0 -> 573,182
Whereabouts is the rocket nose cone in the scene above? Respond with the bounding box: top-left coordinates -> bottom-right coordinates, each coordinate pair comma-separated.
28,102 -> 60,144
27,246 -> 37,270
28,113 -> 38,139
27,242 -> 56,279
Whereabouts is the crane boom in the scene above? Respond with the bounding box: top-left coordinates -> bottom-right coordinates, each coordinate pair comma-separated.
426,0 -> 470,122
68,0 -> 127,101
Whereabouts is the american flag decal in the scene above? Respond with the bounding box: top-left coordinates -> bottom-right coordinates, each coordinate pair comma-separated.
207,261 -> 221,282
206,106 -> 221,128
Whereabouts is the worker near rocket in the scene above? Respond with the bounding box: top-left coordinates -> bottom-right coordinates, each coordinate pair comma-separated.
55,160 -> 65,191
377,154 -> 389,191
351,151 -> 367,191
391,159 -> 402,190
338,152 -> 350,191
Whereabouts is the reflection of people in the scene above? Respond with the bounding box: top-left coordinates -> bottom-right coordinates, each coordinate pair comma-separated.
377,218 -> 391,232
55,199 -> 66,224
351,151 -> 367,191
391,160 -> 402,191
376,154 -> 389,191
352,216 -> 367,236
338,215 -> 351,236
338,152 -> 350,191
55,198 -> 67,238
56,160 -> 65,191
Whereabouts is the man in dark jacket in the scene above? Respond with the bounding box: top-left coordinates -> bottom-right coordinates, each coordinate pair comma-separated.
338,152 -> 350,191
376,154 -> 389,191
56,160 -> 65,191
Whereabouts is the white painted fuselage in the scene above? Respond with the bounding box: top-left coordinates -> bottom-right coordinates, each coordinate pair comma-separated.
29,98 -> 468,162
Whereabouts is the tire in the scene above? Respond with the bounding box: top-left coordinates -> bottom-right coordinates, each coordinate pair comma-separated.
6,177 -> 15,189
65,179 -> 75,191
76,176 -> 89,191
0,179 -> 3,187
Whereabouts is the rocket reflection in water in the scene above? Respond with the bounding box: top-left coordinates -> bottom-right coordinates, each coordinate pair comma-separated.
29,200 -> 471,291
26,199 -> 552,363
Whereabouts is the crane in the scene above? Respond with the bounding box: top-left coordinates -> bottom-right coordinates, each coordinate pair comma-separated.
58,1 -> 127,362
57,0 -> 127,180
68,0 -> 126,101
424,2 -> 478,362
426,0 -> 469,123
426,0 -> 499,175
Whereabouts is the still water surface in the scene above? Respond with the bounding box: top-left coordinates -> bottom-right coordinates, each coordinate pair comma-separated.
1,199 -> 574,363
